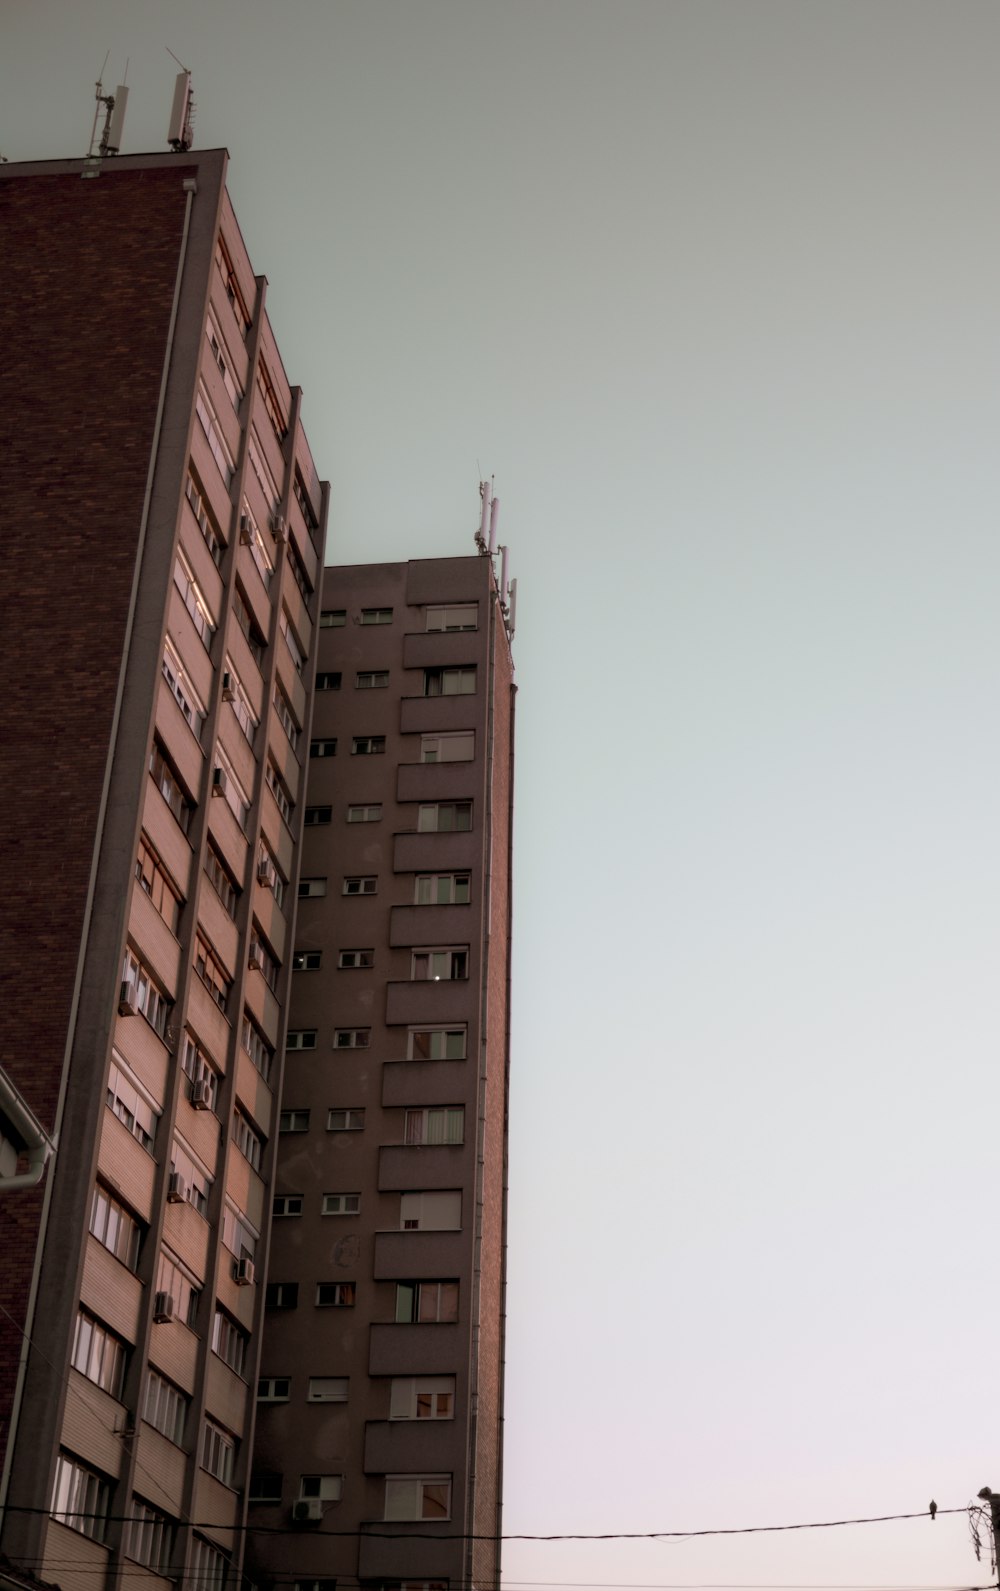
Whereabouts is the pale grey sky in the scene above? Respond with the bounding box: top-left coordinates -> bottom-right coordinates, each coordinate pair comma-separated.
5,2 -> 1000,1586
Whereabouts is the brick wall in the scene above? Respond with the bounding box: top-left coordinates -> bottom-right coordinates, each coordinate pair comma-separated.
0,165 -> 191,1477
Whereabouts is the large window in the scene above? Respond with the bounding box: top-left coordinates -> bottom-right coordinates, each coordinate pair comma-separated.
394,1280 -> 459,1324
189,1535 -> 230,1591
121,947 -> 170,1036
423,667 -> 475,697
90,1184 -> 140,1269
419,733 -> 473,763
202,1419 -> 237,1486
144,1369 -> 188,1445
411,947 -> 468,982
106,1057 -> 158,1151
416,802 -> 472,833
400,1192 -> 461,1232
135,836 -> 182,931
425,604 -> 477,631
157,1250 -> 200,1328
415,873 -> 470,905
408,1028 -> 466,1060
182,1034 -> 220,1112
389,1376 -> 455,1420
162,637 -> 206,734
242,1013 -> 273,1081
194,934 -> 231,1013
173,548 -> 216,647
71,1309 -> 127,1398
404,1107 -> 464,1146
126,1499 -> 175,1574
51,1453 -> 110,1540
149,740 -> 193,832
384,1476 -> 451,1521
212,1309 -> 248,1375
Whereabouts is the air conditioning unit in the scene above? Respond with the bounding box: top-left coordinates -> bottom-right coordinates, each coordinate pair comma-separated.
239,513 -> 252,545
292,1499 -> 323,1523
257,857 -> 276,887
271,514 -> 287,543
248,943 -> 263,971
212,766 -> 228,798
222,670 -> 236,701
118,981 -> 138,1016
190,1078 -> 212,1110
235,1256 -> 255,1286
152,1291 -> 175,1323
167,1171 -> 188,1204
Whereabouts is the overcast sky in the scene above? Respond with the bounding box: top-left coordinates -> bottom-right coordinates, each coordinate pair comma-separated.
5,3 -> 1000,1587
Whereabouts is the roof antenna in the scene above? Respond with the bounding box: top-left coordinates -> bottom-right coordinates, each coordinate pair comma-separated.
166,49 -> 195,151
87,55 -> 129,158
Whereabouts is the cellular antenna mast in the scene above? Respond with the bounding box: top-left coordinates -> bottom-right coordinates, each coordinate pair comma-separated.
166,50 -> 195,151
87,55 -> 130,158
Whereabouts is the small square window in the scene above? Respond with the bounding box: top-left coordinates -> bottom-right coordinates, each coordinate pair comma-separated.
257,1377 -> 291,1402
298,878 -> 327,898
286,1031 -> 317,1050
320,610 -> 346,628
265,1282 -> 298,1309
352,736 -> 385,756
279,1110 -> 310,1133
338,948 -> 374,970
343,876 -> 377,896
293,951 -> 322,971
310,739 -> 337,758
347,804 -> 382,824
327,1108 -> 365,1131
273,1195 -> 303,1217
315,673 -> 341,691
315,1284 -> 356,1308
304,807 -> 332,826
249,1472 -> 283,1502
333,1028 -> 370,1049
322,1193 -> 361,1215
356,671 -> 389,690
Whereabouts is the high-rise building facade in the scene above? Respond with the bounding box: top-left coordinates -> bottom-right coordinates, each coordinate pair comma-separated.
0,148 -> 328,1591
246,554 -> 516,1591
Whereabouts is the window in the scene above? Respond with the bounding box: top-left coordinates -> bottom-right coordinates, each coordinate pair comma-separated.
322,1192 -> 360,1215
286,1030 -> 317,1051
423,667 -> 475,697
273,1194 -> 303,1217
343,875 -> 377,896
389,1376 -> 455,1421
299,877 -> 327,898
51,1453 -> 110,1540
215,235 -> 251,336
174,546 -> 217,646
135,836 -> 182,932
205,844 -> 239,920
223,659 -> 258,745
419,732 -> 474,764
222,1201 -> 259,1264
196,384 -> 235,487
404,1107 -> 464,1146
205,311 -> 242,410
249,928 -> 280,992
408,1028 -> 466,1060
257,364 -> 288,441
327,1108 -> 364,1132
384,1476 -> 451,1521
338,948 -> 373,970
107,1057 -> 158,1151
315,1282 -> 356,1307
400,1191 -> 461,1232
257,843 -> 285,907
249,1472 -> 283,1503
273,682 -> 300,749
415,873 -> 470,906
212,1310 -> 248,1374
258,1376 -> 291,1402
287,536 -> 313,600
185,469 -> 224,566
170,1139 -> 213,1217
233,582 -> 267,668
347,803 -> 382,823
143,1369 -> 188,1444
352,735 -> 385,756
214,747 -> 251,828
411,947 -> 468,982
242,1013 -> 273,1081
333,1027 -> 370,1049
361,607 -> 393,625
417,802 -> 472,833
149,739 -> 193,831
71,1309 -> 127,1398
294,470 -> 321,533
232,1110 -> 264,1171
300,1475 -> 343,1501
426,604 -> 477,631
180,1045 -> 214,1118
280,1109 -> 310,1132
316,672 -> 342,690
356,670 -> 389,689
265,759 -> 293,824
395,1280 -> 459,1324
310,738 -> 337,758
279,606 -> 307,675
304,805 -> 333,826
307,1377 -> 347,1403
194,933 -> 231,1012
126,1499 -> 175,1573
121,948 -> 170,1037
240,500 -> 273,588
265,1282 -> 298,1309
90,1184 -> 141,1269
247,429 -> 280,513
190,1535 -> 230,1591
320,609 -> 346,628
202,1419 -> 237,1486
158,1249 -> 200,1327
162,638 -> 206,736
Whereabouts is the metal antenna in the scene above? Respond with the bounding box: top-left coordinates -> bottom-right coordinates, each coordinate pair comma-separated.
87,53 -> 111,156
166,51 -> 195,152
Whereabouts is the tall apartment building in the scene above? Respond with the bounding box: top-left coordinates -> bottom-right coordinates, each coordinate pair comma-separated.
0,147 -> 328,1591
246,553 -> 516,1591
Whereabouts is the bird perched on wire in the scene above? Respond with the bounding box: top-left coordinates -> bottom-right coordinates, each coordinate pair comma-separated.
929,1500 -> 937,1521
